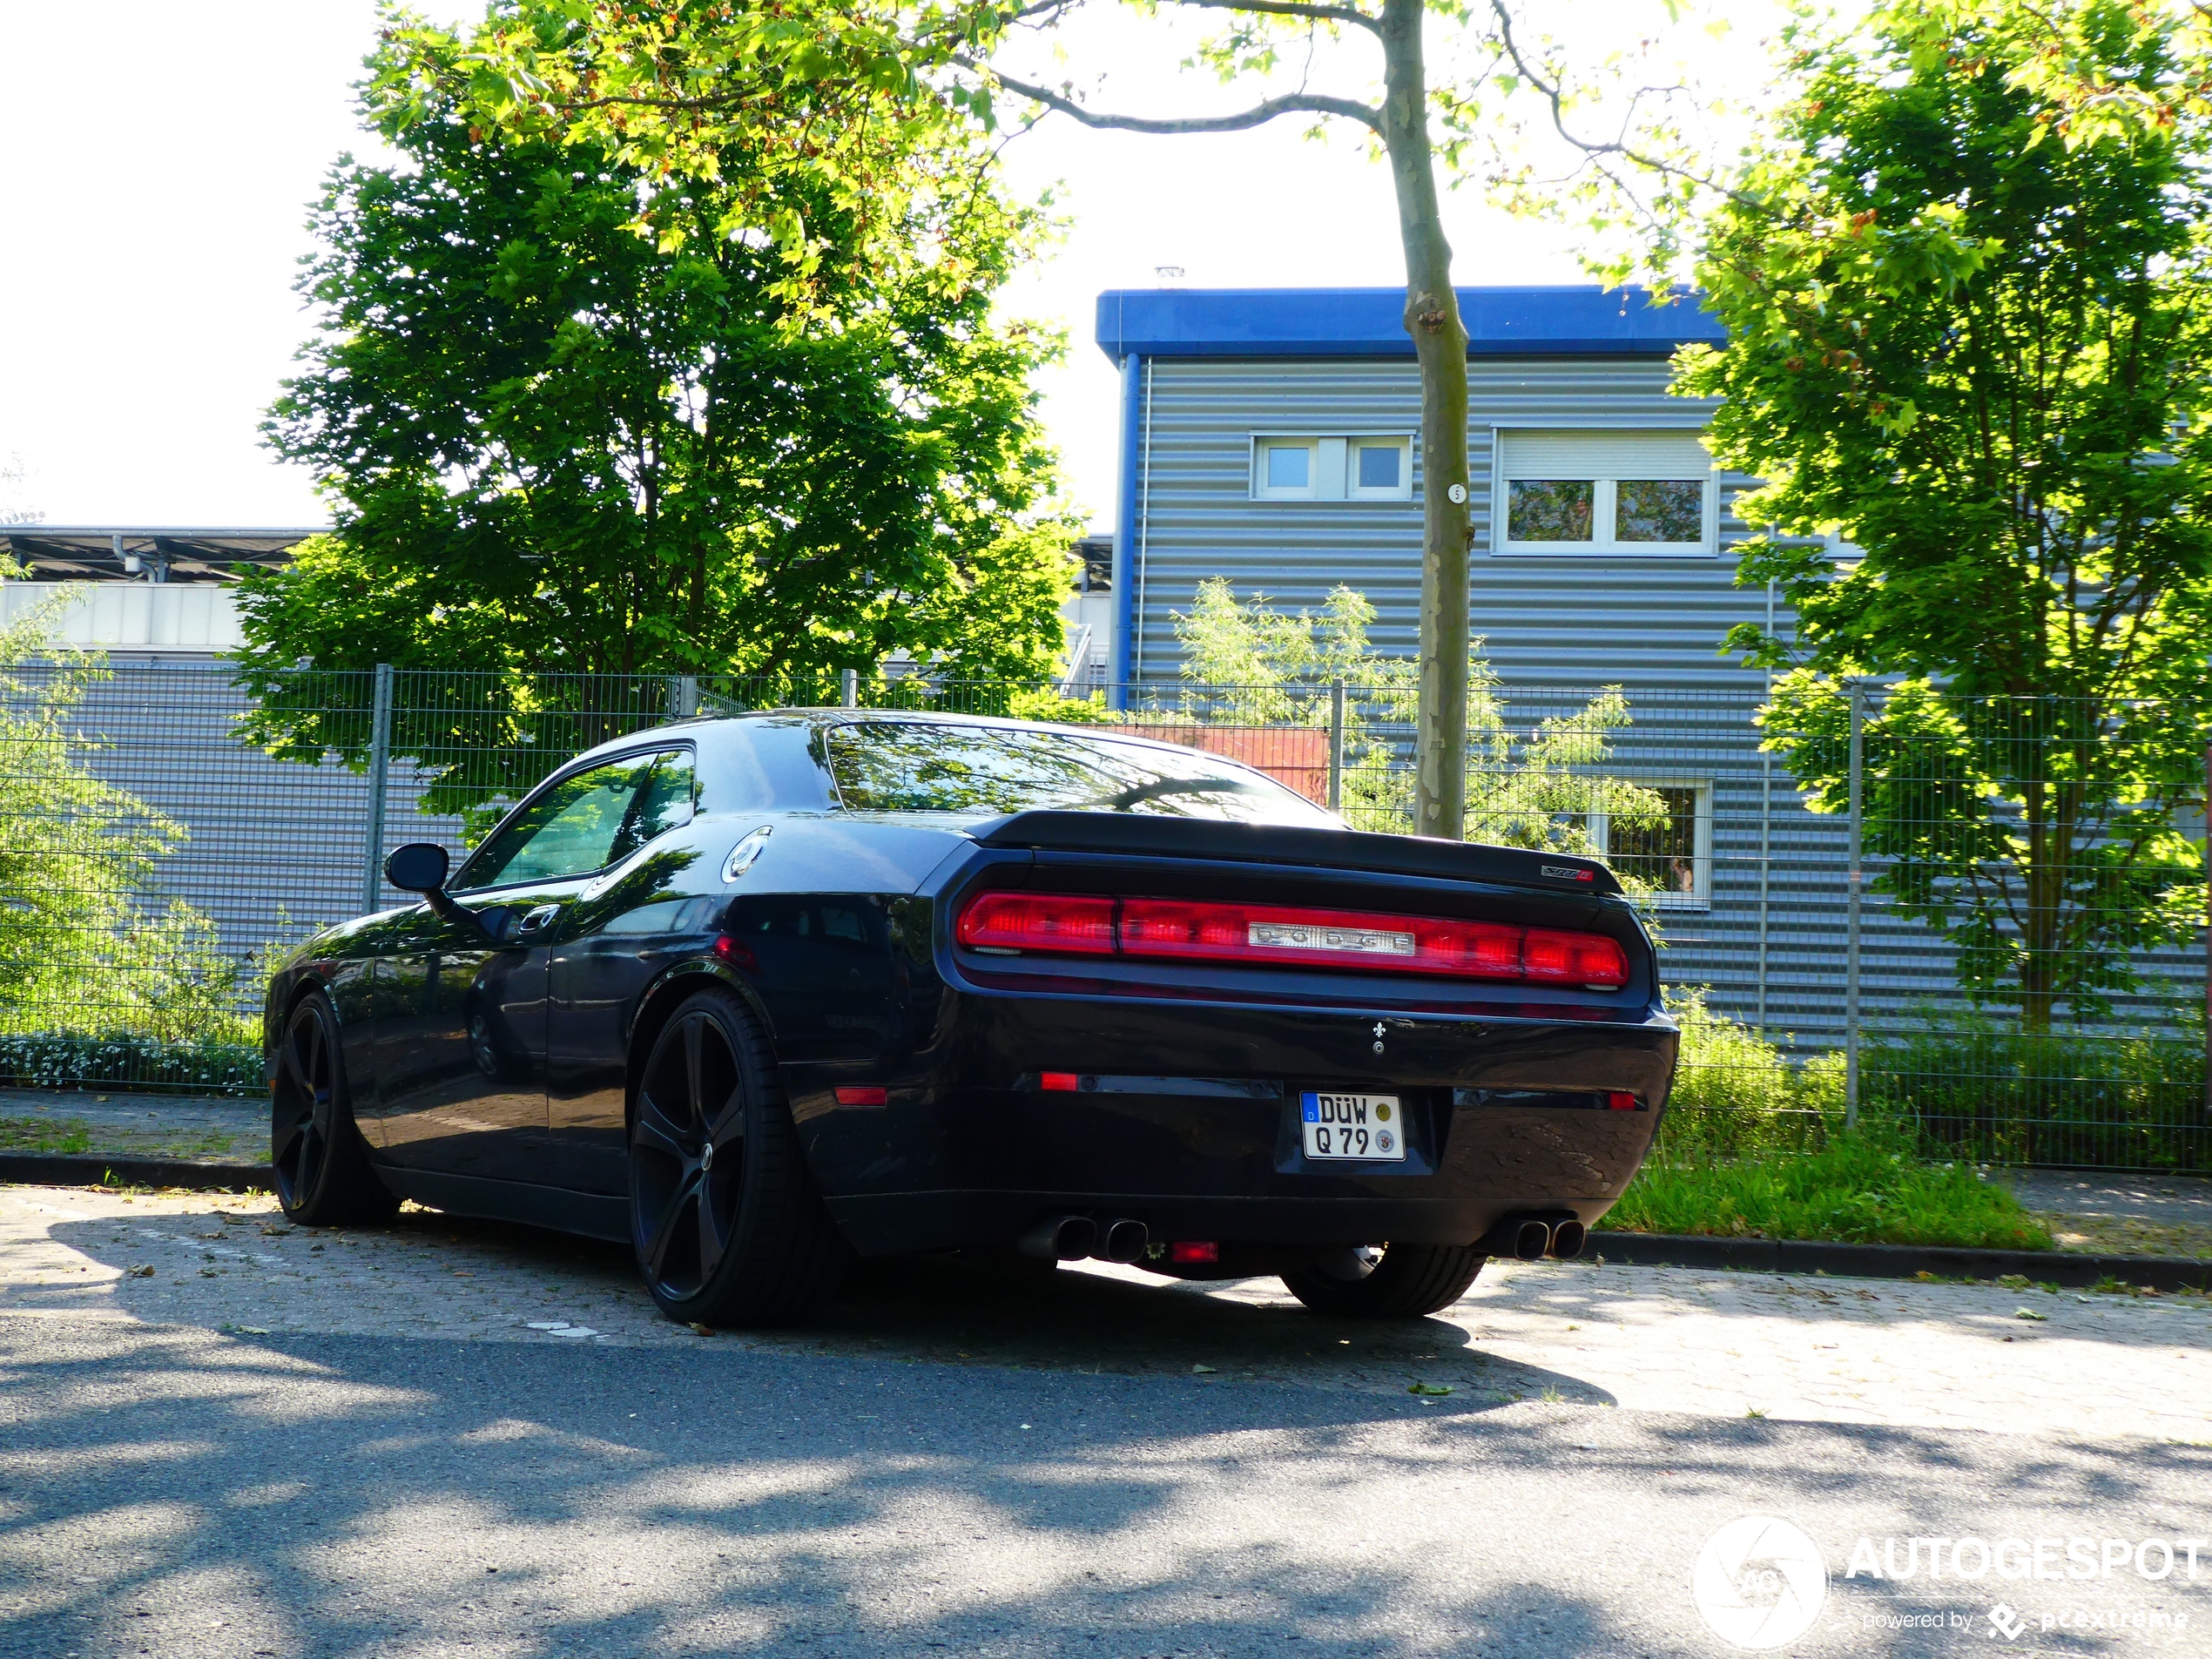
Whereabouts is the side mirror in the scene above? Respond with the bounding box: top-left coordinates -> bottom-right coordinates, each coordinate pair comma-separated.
385,842 -> 451,894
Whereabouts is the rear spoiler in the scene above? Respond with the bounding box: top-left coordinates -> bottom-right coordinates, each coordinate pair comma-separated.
969,811 -> 1623,897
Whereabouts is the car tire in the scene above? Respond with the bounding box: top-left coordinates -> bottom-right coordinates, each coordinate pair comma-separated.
1279,1242 -> 1487,1318
271,991 -> 399,1227
627,987 -> 849,1327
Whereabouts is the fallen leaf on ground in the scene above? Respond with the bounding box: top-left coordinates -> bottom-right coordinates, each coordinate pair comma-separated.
1192,1364 -> 1217,1374
1407,1382 -> 1453,1397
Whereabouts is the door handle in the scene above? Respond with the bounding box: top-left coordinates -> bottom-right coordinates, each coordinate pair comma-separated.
516,904 -> 560,936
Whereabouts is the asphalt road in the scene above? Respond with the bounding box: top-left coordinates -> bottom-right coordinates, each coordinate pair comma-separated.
3,1190 -> 2210,1659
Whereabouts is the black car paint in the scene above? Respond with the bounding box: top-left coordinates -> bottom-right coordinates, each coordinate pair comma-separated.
266,711 -> 1679,1256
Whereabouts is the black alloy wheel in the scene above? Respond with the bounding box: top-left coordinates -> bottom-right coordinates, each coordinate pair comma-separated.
271,992 -> 397,1226
627,988 -> 847,1326
1279,1241 -> 1487,1318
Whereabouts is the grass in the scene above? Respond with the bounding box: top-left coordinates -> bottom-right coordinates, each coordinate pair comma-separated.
1603,990 -> 2057,1251
1607,1130 -> 2054,1251
0,1116 -> 254,1161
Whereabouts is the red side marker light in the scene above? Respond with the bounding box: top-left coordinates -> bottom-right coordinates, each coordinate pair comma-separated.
833,1086 -> 887,1107
1039,1071 -> 1080,1093
711,934 -> 758,970
1607,1091 -> 1638,1111
1170,1241 -> 1219,1264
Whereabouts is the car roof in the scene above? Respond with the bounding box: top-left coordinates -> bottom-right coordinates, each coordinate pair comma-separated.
558,704 -> 1301,787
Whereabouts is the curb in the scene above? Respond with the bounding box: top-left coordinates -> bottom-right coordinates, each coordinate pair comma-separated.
1588,1230 -> 2212,1292
0,1153 -> 273,1193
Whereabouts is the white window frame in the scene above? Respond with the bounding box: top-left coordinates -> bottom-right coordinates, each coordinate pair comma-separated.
1253,436 -> 1319,500
1587,777 -> 1712,910
1346,435 -> 1413,501
1251,433 -> 1414,502
1490,425 -> 1720,556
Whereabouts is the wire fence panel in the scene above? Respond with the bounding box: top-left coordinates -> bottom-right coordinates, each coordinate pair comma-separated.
0,660 -> 2201,1172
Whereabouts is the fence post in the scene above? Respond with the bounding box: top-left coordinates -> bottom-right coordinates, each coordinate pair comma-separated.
361,663 -> 394,916
1844,682 -> 1865,1132
840,667 -> 859,709
1328,678 -> 1346,813
2204,741 -> 2210,1123
672,675 -> 699,719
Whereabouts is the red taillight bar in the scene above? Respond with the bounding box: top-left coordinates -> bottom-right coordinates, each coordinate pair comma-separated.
956,892 -> 1629,990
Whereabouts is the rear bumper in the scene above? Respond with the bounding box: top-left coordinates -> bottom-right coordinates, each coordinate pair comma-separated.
792,995 -> 1677,1257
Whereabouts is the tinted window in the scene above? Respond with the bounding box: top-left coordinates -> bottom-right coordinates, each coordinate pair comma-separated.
457,749 -> 692,890
824,724 -> 1339,825
618,750 -> 695,860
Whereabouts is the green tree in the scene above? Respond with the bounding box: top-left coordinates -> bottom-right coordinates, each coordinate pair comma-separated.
235,16 -> 1076,701
1168,577 -> 1664,854
0,587 -> 243,1048
414,0 -> 1737,846
1676,0 -> 2212,1029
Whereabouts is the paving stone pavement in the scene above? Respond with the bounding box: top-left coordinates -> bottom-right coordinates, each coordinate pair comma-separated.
3,1183 -> 2209,1443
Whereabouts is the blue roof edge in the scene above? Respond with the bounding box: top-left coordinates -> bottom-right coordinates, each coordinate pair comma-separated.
1093,286 -> 1723,361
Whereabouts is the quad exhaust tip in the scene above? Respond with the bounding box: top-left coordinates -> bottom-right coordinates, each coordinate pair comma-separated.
1101,1217 -> 1150,1264
1510,1218 -> 1551,1262
1490,1213 -> 1586,1262
1020,1215 -> 1097,1262
1017,1215 -> 1148,1264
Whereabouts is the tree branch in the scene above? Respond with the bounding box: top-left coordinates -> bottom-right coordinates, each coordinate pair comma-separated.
1484,0 -> 1757,211
1157,0 -> 1382,34
970,61 -> 1381,135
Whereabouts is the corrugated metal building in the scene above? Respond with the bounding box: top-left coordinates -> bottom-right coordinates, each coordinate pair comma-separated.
1093,285 -> 1754,689
1089,287 -> 1971,1041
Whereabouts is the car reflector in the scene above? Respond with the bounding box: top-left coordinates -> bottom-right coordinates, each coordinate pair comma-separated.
833,1086 -> 887,1107
957,892 -> 1629,988
1039,1071 -> 1080,1092
1606,1091 -> 1637,1111
1170,1241 -> 1219,1264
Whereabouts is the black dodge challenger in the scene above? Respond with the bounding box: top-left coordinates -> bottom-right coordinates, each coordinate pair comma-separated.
265,711 -> 1677,1325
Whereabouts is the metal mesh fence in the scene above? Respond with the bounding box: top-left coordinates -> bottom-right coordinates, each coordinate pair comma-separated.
0,658 -> 2201,1172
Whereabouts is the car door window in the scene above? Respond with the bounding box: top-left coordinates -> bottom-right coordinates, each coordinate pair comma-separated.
455,754 -> 661,891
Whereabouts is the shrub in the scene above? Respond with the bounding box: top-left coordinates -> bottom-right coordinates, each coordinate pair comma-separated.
1859,1016 -> 2207,1171
1652,989 -> 1840,1160
0,1026 -> 263,1096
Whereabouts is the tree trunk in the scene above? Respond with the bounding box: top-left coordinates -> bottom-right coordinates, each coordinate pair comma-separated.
1378,0 -> 1469,840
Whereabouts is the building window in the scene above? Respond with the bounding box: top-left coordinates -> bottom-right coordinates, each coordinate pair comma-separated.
1495,428 -> 1716,554
1589,781 -> 1711,908
1252,435 -> 1413,502
1264,442 -> 1313,495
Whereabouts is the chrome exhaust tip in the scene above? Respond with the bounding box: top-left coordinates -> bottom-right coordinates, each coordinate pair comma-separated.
1549,1219 -> 1588,1260
1100,1217 -> 1149,1264
1511,1218 -> 1553,1262
1020,1215 -> 1096,1262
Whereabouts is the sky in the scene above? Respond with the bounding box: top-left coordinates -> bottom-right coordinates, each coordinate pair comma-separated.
0,2 -> 1751,535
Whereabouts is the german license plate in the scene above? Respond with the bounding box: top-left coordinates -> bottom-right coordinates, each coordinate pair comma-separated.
1300,1092 -> 1405,1161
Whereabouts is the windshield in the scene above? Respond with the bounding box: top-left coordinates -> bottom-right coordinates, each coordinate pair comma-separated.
823,723 -> 1339,826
